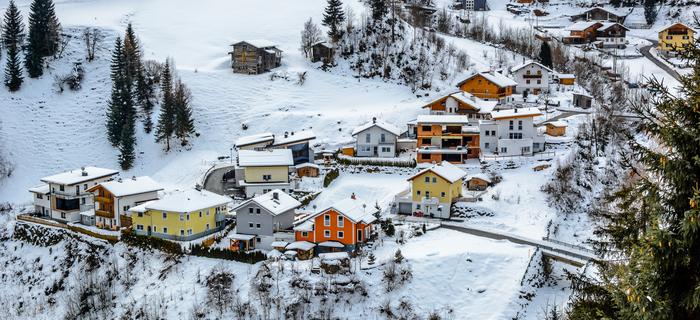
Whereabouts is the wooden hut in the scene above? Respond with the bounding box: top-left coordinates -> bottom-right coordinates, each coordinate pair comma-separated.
545,121 -> 567,136
229,40 -> 282,74
311,41 -> 334,64
466,174 -> 491,191
296,163 -> 320,178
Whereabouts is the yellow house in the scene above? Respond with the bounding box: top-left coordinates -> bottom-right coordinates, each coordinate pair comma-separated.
130,188 -> 231,241
403,161 -> 466,219
237,149 -> 295,198
658,23 -> 695,55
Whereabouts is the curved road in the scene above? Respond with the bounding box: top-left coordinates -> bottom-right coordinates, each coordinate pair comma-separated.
640,41 -> 681,81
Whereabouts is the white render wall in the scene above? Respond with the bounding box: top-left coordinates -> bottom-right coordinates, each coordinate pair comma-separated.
479,116 -> 544,156
354,126 -> 398,158
511,64 -> 551,94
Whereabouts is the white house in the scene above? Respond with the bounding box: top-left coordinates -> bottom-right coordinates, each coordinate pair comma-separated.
351,118 -> 402,158
28,184 -> 51,216
87,176 -> 163,229
236,149 -> 296,198
35,167 -> 119,223
230,189 -> 301,250
479,107 -> 545,157
234,129 -> 316,165
510,61 -> 553,94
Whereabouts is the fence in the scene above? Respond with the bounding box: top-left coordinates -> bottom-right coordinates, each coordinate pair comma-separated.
336,155 -> 416,167
16,214 -> 119,243
480,151 -> 556,161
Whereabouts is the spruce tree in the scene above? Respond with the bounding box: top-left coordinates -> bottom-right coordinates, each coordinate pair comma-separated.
25,0 -> 61,78
644,0 -> 658,25
539,41 -> 553,69
118,120 -> 136,170
370,0 -> 387,21
123,23 -> 140,87
322,0 -> 345,42
105,37 -> 134,148
123,23 -> 154,133
3,1 -> 24,91
173,79 -> 195,146
568,44 -> 700,320
155,59 -> 175,151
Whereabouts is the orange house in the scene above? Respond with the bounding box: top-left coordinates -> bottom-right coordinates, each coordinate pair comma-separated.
456,72 -> 517,101
294,195 -> 377,253
415,115 -> 480,164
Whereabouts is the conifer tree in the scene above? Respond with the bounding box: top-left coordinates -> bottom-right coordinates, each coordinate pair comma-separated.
370,0 -> 387,21
568,44 -> 700,320
3,1 -> 24,91
105,37 -> 135,148
118,120 -> 136,170
155,59 -> 175,151
123,23 -> 154,133
322,0 -> 345,42
25,0 -> 61,78
539,41 -> 553,69
173,79 -> 195,146
644,0 -> 658,25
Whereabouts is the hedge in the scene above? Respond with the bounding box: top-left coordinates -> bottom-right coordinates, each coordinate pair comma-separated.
189,244 -> 266,264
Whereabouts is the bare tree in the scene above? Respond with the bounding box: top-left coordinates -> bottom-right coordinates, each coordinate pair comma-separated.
83,27 -> 102,62
300,17 -> 323,59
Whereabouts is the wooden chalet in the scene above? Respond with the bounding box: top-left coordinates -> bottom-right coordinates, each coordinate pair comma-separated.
311,41 -> 334,64
571,6 -> 627,23
230,40 -> 282,74
563,21 -> 603,44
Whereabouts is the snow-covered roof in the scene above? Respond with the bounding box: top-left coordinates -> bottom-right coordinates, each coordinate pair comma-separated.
142,189 -> 231,213
658,22 -> 695,33
235,132 -> 274,147
284,250 -> 298,256
491,107 -> 543,120
467,173 -> 492,183
296,162 -> 320,169
557,74 -> 575,79
293,220 -> 314,232
232,39 -> 278,49
573,91 -> 592,98
267,249 -> 283,258
416,115 -> 470,125
457,71 -> 517,88
546,121 -> 567,128
313,41 -> 333,49
304,197 -> 378,225
129,200 -> 157,213
271,241 -> 289,248
598,22 -> 629,32
234,189 -> 301,216
272,129 -> 316,146
41,166 -> 119,185
319,252 -> 349,260
228,233 -> 255,241
565,21 -> 602,31
319,241 -> 345,248
238,149 -> 294,167
450,92 -> 499,114
28,184 -> 50,194
351,119 -> 402,136
510,60 -> 553,73
408,161 -> 466,183
578,6 -> 627,18
80,209 -> 95,217
95,176 -> 163,197
287,241 -> 316,251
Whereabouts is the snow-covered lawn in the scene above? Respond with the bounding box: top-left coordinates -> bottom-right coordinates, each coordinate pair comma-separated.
307,171 -> 412,211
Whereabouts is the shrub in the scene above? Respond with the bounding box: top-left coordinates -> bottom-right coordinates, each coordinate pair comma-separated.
120,230 -> 183,256
189,244 -> 266,264
323,168 -> 340,187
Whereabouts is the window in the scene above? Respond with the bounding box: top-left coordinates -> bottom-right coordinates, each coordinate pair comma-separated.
123,205 -> 130,212
421,138 -> 431,145
36,194 -> 43,199
491,130 -> 496,136
153,226 -> 157,232
187,229 -> 193,236
256,208 -> 261,214
302,231 -> 308,237
163,227 -> 168,234
518,120 -> 523,130
198,211 -> 202,218
206,224 -> 210,231
162,212 -> 167,219
83,184 -> 88,190
424,177 -> 430,183
432,177 -> 437,183
180,229 -> 185,236
537,79 -> 541,85
417,190 -> 421,195
324,230 -> 330,238
81,198 -> 86,205
509,120 -> 513,130
381,147 -> 390,153
186,213 -> 190,221
485,142 -> 490,149
61,212 -> 66,219
534,143 -> 541,150
179,213 -> 184,221
526,79 -> 530,84
416,204 -> 421,210
249,222 -> 254,228
500,147 -> 508,153
485,130 -> 490,136
256,223 -> 261,229
249,208 -> 253,213
425,191 -> 430,198
441,192 -> 446,197
136,225 -> 144,230
338,231 -> 344,238
365,134 -> 371,143
324,214 -> 330,226
338,216 -> 344,227
137,212 -> 143,217
509,132 -> 523,139
421,125 -> 431,132
421,153 -> 431,160
263,174 -> 272,181
59,185 -> 64,192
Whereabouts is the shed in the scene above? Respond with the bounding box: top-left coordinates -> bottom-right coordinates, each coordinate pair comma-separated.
545,121 -> 567,136
311,41 -> 334,64
466,174 -> 492,191
287,241 -> 316,260
341,146 -> 355,157
557,74 -> 575,85
296,162 -> 320,178
572,92 -> 593,109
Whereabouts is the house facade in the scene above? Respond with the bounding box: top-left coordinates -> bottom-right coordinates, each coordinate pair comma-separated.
571,7 -> 627,23
596,23 -> 629,48
479,107 -> 545,156
311,41 -> 334,64
294,195 -> 377,253
395,161 -> 466,219
230,190 -> 301,251
35,167 -> 119,224
456,71 -> 517,102
416,115 -> 480,164
510,61 -> 553,94
237,149 -> 295,198
572,92 -> 593,109
130,188 -> 230,241
421,91 -> 497,123
563,21 -> 603,44
658,23 -> 696,56
235,130 -> 315,165
351,118 -> 402,158
87,176 -> 162,230
229,40 -> 282,74
28,184 -> 50,216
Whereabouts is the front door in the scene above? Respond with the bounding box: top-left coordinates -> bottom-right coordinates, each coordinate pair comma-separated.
357,229 -> 363,243
373,146 -> 378,156
147,226 -> 151,236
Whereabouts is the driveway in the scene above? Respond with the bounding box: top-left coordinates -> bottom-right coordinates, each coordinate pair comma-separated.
203,165 -> 237,196
640,41 -> 681,81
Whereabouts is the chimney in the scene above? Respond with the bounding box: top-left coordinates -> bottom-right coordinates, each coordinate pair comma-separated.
372,117 -> 377,124
273,191 -> 279,200
81,167 -> 88,176
351,192 -> 356,200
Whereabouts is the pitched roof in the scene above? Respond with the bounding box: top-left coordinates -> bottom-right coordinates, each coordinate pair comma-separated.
235,132 -> 275,147
423,91 -> 499,114
303,197 -> 378,225
312,41 -> 333,49
295,162 -> 320,169
467,173 -> 492,183
510,60 -> 553,73
456,71 -> 518,88
28,184 -> 50,194
233,189 -> 301,216
416,114 -> 470,125
351,119 -> 402,136
272,129 -> 315,146
491,107 -> 543,120
581,6 -> 627,17
598,22 -> 630,32
659,22 -> 695,33
408,161 -> 467,183
565,21 -> 603,31
287,241 -> 316,251
94,176 -> 163,197
238,149 -> 294,167
141,188 -> 231,213
41,167 -> 119,185
232,39 -> 278,49
546,120 -> 567,128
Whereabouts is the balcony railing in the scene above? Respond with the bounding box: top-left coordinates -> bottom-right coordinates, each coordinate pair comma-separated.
94,195 -> 112,203
95,209 -> 114,218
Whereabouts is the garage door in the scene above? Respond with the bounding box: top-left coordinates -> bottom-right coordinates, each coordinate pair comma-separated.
398,202 -> 413,215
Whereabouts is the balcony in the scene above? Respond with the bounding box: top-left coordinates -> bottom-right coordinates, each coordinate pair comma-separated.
95,209 -> 114,219
94,195 -> 112,203
523,73 -> 543,79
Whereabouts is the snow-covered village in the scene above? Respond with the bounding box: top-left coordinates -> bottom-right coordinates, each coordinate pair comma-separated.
1,0 -> 700,319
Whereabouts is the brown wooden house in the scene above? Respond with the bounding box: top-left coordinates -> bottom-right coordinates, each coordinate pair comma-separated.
571,6 -> 627,23
230,40 -> 282,74
311,41 -> 334,64
563,21 -> 603,44
296,162 -> 320,178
